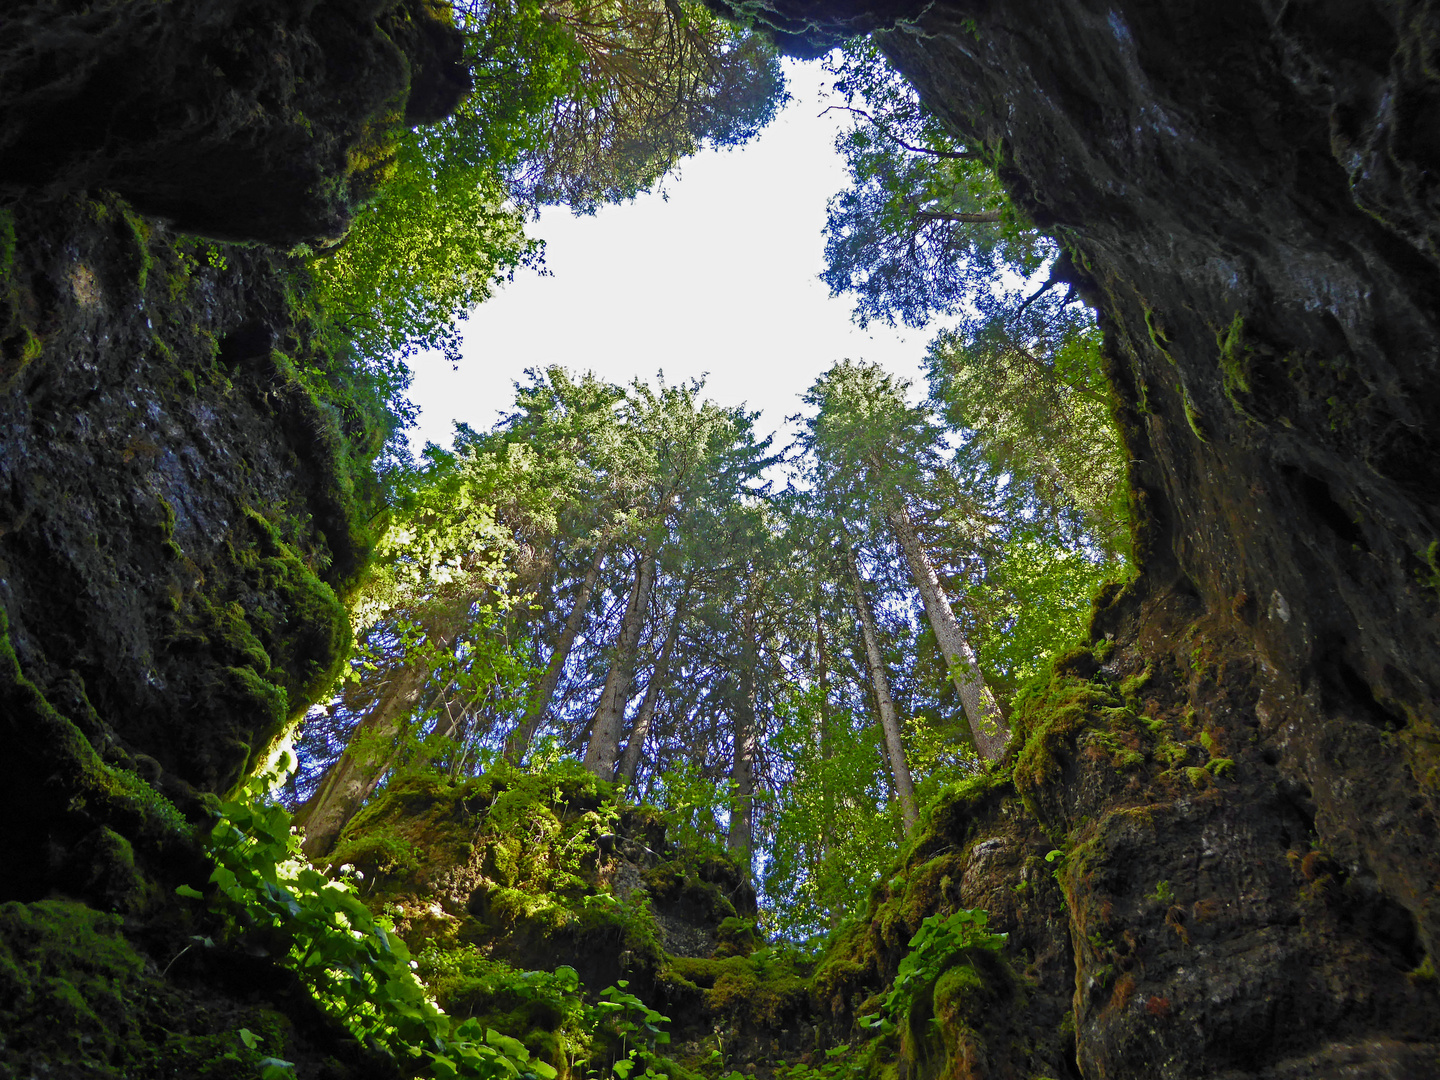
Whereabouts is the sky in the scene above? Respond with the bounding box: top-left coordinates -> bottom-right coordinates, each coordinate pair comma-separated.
401,58 -> 930,457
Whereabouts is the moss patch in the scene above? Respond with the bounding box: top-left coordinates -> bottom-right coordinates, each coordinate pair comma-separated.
0,899 -> 291,1077
1,606 -> 194,900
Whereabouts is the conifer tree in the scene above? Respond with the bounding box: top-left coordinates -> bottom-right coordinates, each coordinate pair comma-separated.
799,360 -> 1007,760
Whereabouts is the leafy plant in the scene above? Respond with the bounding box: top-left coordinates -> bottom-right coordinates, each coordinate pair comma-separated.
859,908 -> 1006,1032
776,1044 -> 858,1080
593,980 -> 671,1079
179,769 -> 561,1080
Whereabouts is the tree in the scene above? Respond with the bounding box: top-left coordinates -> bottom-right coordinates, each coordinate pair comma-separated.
575,375 -> 773,778
819,38 -> 1044,330
615,577 -> 688,787
506,540 -> 608,761
845,540 -> 918,832
294,487 -> 526,856
583,551 -> 657,776
494,0 -> 787,211
925,286 -> 1129,558
300,0 -> 787,459
800,360 -> 1007,761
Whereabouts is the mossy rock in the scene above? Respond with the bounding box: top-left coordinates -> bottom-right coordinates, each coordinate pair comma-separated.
0,900 -> 291,1077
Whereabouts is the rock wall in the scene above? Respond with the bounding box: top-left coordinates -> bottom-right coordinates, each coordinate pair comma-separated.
708,0 -> 1440,1075
0,3 -> 466,1074
0,0 -> 464,896
0,0 -> 469,244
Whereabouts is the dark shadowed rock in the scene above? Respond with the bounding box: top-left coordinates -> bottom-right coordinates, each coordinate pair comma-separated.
0,0 -> 470,245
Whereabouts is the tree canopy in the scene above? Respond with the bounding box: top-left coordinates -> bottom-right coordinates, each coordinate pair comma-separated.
276,16 -> 1131,945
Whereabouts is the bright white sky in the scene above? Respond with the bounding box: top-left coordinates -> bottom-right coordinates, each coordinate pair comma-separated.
402,58 -> 929,456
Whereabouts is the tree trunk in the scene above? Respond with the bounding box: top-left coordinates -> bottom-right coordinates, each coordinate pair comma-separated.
727,606 -> 758,880
505,542 -> 607,763
888,501 -> 1009,761
817,604 -> 840,915
583,551 -> 656,778
846,545 -> 918,832
295,606 -> 465,858
616,583 -> 687,789
815,602 -> 840,928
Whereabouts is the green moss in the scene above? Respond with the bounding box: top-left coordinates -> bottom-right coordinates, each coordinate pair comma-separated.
810,912 -> 874,1010
1009,647 -> 1116,810
0,899 -> 148,1069
101,766 -> 188,838
175,510 -> 350,785
1144,306 -> 1174,364
1,607 -> 192,861
1420,541 -> 1440,598
667,953 -> 808,1027
0,899 -> 293,1077
120,207 -> 153,295
418,947 -> 591,1079
714,915 -> 761,957
1217,311 -> 1252,407
1119,665 -> 1151,701
0,207 -> 15,280
1181,383 -> 1208,442
19,326 -> 40,364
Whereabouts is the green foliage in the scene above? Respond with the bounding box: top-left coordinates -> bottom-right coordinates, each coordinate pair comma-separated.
924,296 -> 1128,558
182,772 -> 561,1080
960,536 -> 1117,689
494,0 -> 787,212
861,909 -> 1006,1031
798,359 -> 936,518
299,0 -> 786,453
759,684 -> 907,941
775,1043 -> 857,1080
306,148 -> 534,369
0,207 -> 16,280
646,760 -> 732,859
594,980 -> 671,1079
820,39 -> 1041,329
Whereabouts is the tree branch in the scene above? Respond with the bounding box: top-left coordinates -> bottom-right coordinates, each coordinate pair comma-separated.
915,209 -> 1004,224
819,105 -> 982,160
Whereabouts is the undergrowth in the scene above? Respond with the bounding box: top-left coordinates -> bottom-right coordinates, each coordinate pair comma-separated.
180,766 -> 562,1080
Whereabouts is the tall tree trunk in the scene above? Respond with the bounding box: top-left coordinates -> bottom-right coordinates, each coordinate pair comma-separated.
295,606 -> 465,858
846,545 -> 918,832
887,501 -> 1009,760
616,582 -> 688,789
505,543 -> 607,763
583,551 -> 656,778
815,601 -> 839,926
727,606 -> 758,880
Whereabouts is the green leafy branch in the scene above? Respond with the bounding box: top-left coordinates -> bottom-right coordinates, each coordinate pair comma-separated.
178,773 -> 560,1080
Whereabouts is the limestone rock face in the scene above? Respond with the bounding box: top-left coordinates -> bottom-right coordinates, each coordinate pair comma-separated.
0,0 -> 469,244
709,0 -> 1440,1074
0,1 -> 456,903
